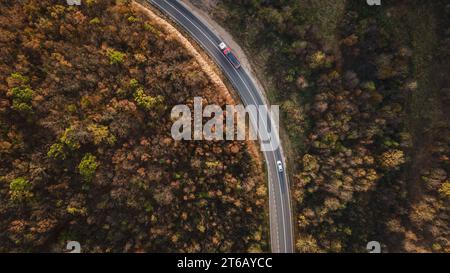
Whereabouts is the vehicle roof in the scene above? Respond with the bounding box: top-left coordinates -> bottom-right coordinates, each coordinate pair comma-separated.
219,42 -> 227,49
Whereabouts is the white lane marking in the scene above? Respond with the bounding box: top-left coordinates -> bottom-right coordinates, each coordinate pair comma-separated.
159,0 -> 289,252
152,0 -> 292,252
267,155 -> 280,252
232,73 -> 288,253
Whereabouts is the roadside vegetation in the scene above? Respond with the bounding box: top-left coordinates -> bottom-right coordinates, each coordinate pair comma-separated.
0,0 -> 268,252
210,0 -> 450,252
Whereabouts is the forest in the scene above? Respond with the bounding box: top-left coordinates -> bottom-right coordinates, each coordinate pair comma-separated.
204,0 -> 450,252
0,0 -> 268,252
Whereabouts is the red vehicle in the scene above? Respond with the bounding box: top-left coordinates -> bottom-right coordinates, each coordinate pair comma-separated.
219,42 -> 241,69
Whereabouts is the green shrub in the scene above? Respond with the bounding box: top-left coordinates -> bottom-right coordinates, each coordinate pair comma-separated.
107,49 -> 126,65
8,82 -> 34,114
47,143 -> 66,159
205,161 -> 220,168
78,153 -> 99,181
133,88 -> 164,110
144,22 -> 160,35
439,181 -> 450,199
60,126 -> 81,150
11,101 -> 33,113
363,81 -> 377,91
67,206 -> 87,216
65,104 -> 77,113
10,72 -> 29,83
9,177 -> 33,202
127,16 -> 140,23
309,51 -> 326,69
87,124 -> 116,145
129,79 -> 139,88
9,86 -> 33,102
89,17 -> 101,24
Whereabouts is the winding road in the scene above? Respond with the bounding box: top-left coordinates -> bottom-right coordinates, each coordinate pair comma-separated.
147,0 -> 294,253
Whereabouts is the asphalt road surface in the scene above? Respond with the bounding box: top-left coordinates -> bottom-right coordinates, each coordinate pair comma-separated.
148,0 -> 294,253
